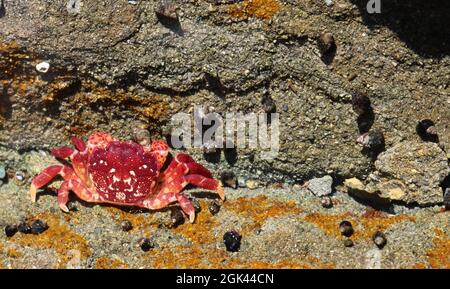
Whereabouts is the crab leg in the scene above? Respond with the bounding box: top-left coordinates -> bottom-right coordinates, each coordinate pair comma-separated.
160,174 -> 224,200
140,192 -> 196,223
51,147 -> 75,160
29,165 -> 74,202
162,154 -> 213,179
57,179 -> 97,212
71,136 -> 86,151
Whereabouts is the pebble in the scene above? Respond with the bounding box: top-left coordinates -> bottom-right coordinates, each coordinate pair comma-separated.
237,177 -> 247,188
357,130 -> 385,152
208,201 -> 220,215
339,221 -> 354,237
220,171 -> 237,189
139,238 -> 155,252
30,220 -> 48,234
170,209 -> 184,227
416,119 -> 438,142
5,224 -> 18,237
246,180 -> 259,190
320,196 -> 333,208
67,201 -> 77,211
15,171 -> 25,182
317,32 -> 335,54
351,92 -> 371,116
17,222 -> 32,234
307,175 -> 333,196
261,94 -> 276,113
223,230 -> 241,252
35,61 -> 50,73
372,231 -> 387,249
120,220 -> 133,232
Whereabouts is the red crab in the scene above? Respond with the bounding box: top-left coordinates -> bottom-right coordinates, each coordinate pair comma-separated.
29,132 -> 224,223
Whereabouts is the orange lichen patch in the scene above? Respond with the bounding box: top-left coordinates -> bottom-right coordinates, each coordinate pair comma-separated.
412,263 -> 427,269
66,80 -> 170,135
11,212 -> 91,268
95,257 -> 129,269
173,200 -> 219,244
426,228 -> 450,269
148,245 -> 334,269
228,0 -> 280,20
5,247 -> 22,258
223,195 -> 302,234
304,212 -> 415,241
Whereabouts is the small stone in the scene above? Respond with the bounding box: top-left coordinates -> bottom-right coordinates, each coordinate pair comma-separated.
121,220 -> 133,232
208,201 -> 220,215
282,104 -> 289,112
416,119 -> 438,142
223,230 -> 241,252
17,222 -> 32,234
339,221 -> 354,237
15,171 -> 25,182
320,196 -> 333,208
36,61 -> 50,73
372,231 -> 387,249
307,175 -> 333,196
170,209 -> 184,227
343,239 -> 354,247
133,127 -> 151,146
31,220 -> 48,234
357,130 -> 385,152
237,177 -> 247,188
352,92 -> 371,116
220,171 -> 237,189
66,0 -> 82,15
344,177 -> 365,191
139,238 -> 154,252
67,201 -> 77,211
317,32 -> 335,54
5,224 -> 18,237
246,180 -> 259,190
261,94 -> 276,113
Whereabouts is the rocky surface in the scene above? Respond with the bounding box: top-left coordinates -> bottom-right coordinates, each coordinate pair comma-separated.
0,0 -> 449,268
0,0 -> 449,183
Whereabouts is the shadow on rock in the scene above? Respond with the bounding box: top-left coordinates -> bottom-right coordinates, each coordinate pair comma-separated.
350,0 -> 450,57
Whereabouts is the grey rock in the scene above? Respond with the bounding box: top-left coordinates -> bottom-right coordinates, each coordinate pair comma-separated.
374,141 -> 449,205
307,175 -> 333,196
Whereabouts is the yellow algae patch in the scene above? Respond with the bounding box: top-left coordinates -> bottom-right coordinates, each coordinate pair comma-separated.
11,212 -> 91,268
173,200 -> 220,244
95,257 -> 129,269
304,212 -> 415,241
228,0 -> 280,20
426,228 -> 450,269
148,245 -> 334,269
223,195 -> 302,232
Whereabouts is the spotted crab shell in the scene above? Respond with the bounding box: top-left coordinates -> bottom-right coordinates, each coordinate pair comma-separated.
88,141 -> 158,203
